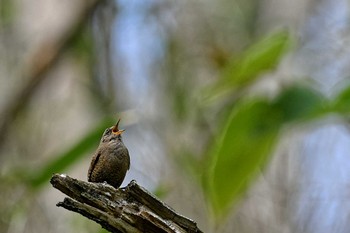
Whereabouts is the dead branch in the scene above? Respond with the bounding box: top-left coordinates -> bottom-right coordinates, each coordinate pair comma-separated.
50,174 -> 203,233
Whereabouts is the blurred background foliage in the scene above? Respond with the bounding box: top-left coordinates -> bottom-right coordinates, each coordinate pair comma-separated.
2,0 -> 350,233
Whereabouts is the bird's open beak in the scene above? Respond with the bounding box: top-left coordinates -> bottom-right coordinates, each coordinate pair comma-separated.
113,129 -> 125,135
112,118 -> 125,135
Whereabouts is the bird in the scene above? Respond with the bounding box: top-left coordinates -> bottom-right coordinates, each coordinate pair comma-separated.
88,118 -> 130,189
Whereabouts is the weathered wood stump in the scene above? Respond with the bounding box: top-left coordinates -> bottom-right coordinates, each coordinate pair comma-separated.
50,174 -> 203,233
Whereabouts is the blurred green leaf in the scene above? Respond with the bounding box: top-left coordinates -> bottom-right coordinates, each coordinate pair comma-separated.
27,117 -> 116,189
207,100 -> 282,219
97,228 -> 110,233
0,0 -> 16,26
272,85 -> 327,122
332,86 -> 350,114
205,85 -> 328,220
204,30 -> 292,102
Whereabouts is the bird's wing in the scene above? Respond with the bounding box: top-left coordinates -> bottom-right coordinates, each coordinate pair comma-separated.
126,148 -> 130,170
87,150 -> 101,181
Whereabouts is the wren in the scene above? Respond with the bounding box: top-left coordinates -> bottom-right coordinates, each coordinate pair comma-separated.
88,119 -> 130,189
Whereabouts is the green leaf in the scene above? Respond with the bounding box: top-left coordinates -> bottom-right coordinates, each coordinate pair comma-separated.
207,100 -> 282,220
0,0 -> 16,26
27,117 -> 116,189
272,85 -> 327,123
332,86 -> 350,114
204,30 -> 292,102
205,85 -> 328,220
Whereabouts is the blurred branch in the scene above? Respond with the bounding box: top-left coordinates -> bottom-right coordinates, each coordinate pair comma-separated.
0,0 -> 103,150
50,174 -> 203,233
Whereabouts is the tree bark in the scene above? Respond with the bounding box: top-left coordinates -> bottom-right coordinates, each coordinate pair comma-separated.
50,174 -> 203,233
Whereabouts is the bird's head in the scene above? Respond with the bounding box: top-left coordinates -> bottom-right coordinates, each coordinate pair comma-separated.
101,118 -> 125,143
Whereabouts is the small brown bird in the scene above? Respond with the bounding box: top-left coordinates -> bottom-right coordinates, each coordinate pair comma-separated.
88,119 -> 130,189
